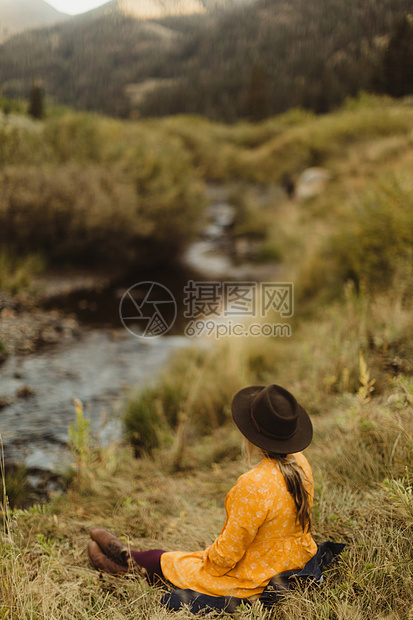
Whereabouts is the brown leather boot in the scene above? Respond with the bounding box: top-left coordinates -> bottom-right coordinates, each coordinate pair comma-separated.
87,540 -> 129,574
89,527 -> 129,568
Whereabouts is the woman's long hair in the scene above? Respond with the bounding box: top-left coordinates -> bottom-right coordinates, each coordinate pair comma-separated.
243,439 -> 312,532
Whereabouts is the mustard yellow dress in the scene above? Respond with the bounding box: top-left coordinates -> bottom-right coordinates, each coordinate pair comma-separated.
160,452 -> 318,599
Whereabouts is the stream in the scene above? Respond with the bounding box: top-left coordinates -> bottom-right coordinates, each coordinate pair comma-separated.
0,183 -> 282,489
0,332 -> 188,476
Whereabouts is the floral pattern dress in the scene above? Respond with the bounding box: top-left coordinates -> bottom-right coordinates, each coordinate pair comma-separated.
160,452 -> 318,598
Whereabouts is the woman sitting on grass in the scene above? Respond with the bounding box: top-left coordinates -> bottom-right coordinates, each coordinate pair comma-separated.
87,384 -> 318,600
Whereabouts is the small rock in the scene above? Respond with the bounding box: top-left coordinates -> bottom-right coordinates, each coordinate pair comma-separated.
386,394 -> 399,405
0,395 -> 16,408
40,326 -> 60,343
296,167 -> 332,200
202,224 -> 223,241
24,447 -> 73,474
209,203 -> 236,228
17,385 -> 35,399
1,307 -> 16,319
0,293 -> 16,312
0,348 -> 8,365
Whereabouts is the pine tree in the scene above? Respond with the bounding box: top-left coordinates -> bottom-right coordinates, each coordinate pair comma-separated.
383,16 -> 413,98
28,82 -> 44,119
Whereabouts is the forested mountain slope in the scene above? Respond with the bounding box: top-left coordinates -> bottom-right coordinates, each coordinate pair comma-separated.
0,0 -> 412,119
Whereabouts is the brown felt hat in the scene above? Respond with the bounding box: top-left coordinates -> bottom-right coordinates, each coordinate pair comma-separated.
231,384 -> 312,454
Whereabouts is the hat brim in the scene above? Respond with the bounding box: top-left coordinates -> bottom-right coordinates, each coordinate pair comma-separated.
231,385 -> 313,454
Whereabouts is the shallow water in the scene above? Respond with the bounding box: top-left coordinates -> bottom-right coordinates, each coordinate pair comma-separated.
0,329 -> 187,472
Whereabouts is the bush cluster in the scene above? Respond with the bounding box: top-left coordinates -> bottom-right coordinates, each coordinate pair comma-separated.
0,114 -> 205,269
298,175 -> 413,303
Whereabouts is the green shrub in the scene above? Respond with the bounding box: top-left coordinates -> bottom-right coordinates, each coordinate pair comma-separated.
2,464 -> 33,509
123,386 -> 169,455
0,155 -> 203,268
0,112 -> 205,270
254,241 -> 283,263
123,131 -> 206,261
43,113 -> 108,163
0,97 -> 26,115
297,175 -> 413,305
0,122 -> 47,167
0,249 -> 44,294
161,116 -> 241,180
0,165 -> 136,266
327,175 -> 413,291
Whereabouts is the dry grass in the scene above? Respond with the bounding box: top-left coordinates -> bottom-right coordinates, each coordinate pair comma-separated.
2,374 -> 413,619
1,96 -> 413,618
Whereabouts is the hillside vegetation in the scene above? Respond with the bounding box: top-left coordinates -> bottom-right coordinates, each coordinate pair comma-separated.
0,112 -> 205,270
0,0 -> 412,119
1,96 -> 413,618
1,94 -> 412,272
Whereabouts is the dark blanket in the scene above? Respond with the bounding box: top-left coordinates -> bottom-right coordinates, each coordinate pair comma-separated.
161,541 -> 345,615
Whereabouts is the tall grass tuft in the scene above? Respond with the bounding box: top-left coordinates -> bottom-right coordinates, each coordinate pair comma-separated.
357,351 -> 375,404
68,398 -> 92,490
0,249 -> 44,294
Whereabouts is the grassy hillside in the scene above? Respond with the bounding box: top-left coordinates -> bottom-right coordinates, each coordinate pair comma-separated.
2,94 -> 413,276
2,376 -> 413,619
1,96 -> 413,618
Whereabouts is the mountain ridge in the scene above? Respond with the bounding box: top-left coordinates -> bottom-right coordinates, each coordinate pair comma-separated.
0,0 -> 250,42
88,0 -> 254,19
0,0 -> 68,42
114,0 -> 206,18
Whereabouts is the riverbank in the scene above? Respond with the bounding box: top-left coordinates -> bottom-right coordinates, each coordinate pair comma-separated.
1,96 -> 413,618
0,268 -> 117,356
0,263 -> 188,504
0,173 -> 284,488
1,363 -> 412,619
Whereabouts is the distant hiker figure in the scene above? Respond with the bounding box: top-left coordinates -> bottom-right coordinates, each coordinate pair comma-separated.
88,384 -> 318,600
281,173 -> 295,200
